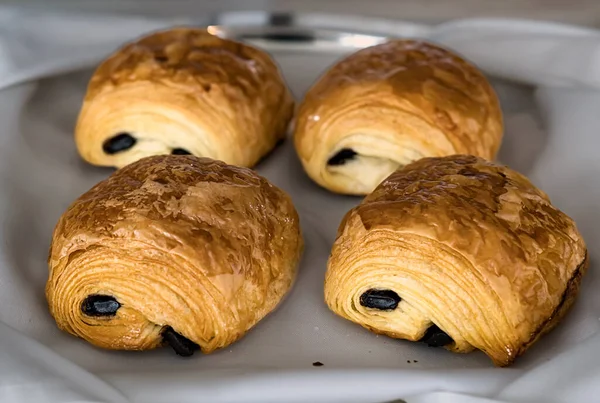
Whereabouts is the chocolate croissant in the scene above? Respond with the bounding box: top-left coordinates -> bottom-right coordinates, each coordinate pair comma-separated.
324,155 -> 587,366
294,40 -> 503,195
75,27 -> 294,169
46,155 -> 303,356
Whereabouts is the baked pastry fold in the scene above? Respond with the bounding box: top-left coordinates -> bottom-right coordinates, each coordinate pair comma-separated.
46,155 -> 303,355
325,155 -> 587,366
75,27 -> 294,169
294,40 -> 503,195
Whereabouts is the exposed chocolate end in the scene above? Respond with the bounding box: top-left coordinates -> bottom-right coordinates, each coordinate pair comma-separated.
171,148 -> 192,155
102,133 -> 136,154
360,289 -> 401,310
420,324 -> 453,347
312,361 -> 324,367
162,326 -> 200,357
81,295 -> 120,317
327,148 -> 357,166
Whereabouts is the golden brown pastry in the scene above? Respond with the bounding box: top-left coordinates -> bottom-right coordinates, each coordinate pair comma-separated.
75,27 -> 294,169
325,155 -> 587,366
294,40 -> 503,195
46,155 -> 303,356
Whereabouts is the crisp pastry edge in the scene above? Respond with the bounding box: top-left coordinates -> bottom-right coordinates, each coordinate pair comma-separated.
514,251 -> 589,363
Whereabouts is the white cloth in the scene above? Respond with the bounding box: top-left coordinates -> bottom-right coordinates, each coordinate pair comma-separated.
0,5 -> 599,403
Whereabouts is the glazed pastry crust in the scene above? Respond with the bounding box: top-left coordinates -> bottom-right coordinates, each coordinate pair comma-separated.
76,27 -> 294,168
46,155 -> 303,353
324,155 -> 587,366
294,40 -> 503,195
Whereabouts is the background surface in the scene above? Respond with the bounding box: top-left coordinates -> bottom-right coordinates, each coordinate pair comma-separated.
3,0 -> 600,28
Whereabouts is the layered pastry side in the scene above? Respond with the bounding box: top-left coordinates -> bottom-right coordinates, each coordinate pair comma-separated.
324,155 -> 587,366
294,40 -> 503,195
75,27 -> 294,169
46,155 -> 303,356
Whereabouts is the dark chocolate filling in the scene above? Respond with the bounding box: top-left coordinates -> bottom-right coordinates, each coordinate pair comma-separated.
162,326 -> 200,357
171,148 -> 192,155
360,289 -> 401,311
102,133 -> 136,154
81,295 -> 121,317
327,148 -> 357,166
420,324 -> 453,347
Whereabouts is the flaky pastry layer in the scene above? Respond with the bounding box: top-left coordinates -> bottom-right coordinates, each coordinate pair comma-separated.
47,155 -> 303,354
76,27 -> 294,168
325,155 -> 587,366
294,40 -> 503,195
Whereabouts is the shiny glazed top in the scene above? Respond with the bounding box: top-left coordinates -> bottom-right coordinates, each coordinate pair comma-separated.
295,39 -> 503,161
328,155 -> 587,365
46,155 -> 303,353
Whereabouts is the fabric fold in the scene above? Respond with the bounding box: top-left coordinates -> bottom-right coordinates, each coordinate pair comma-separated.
0,321 -> 129,403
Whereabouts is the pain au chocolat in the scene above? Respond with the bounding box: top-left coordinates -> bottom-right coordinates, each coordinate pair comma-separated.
294,40 -> 503,195
46,155 -> 303,356
324,155 -> 587,366
75,27 -> 294,169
